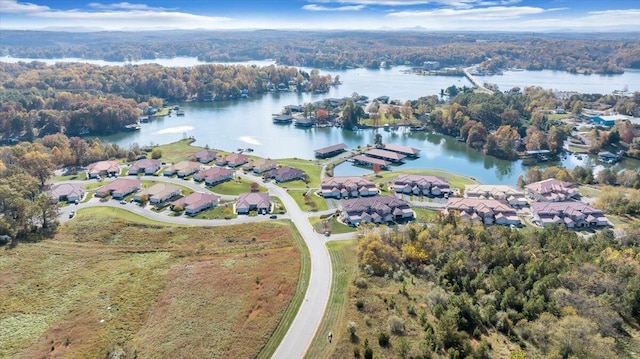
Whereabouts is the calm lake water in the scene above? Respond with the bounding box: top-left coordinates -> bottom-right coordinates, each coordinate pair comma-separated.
3,56 -> 638,185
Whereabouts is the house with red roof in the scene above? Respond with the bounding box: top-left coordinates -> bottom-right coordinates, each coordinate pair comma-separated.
171,192 -> 220,215
235,192 -> 271,215
95,179 -> 141,199
87,160 -> 119,179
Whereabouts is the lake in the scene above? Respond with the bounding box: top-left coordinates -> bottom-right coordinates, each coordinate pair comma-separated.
3,56 -> 638,185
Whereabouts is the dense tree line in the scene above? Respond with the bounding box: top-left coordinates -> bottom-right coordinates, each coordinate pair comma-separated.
0,142 -> 59,244
2,30 -> 639,74
355,220 -> 640,358
0,61 -> 336,140
415,87 -> 574,160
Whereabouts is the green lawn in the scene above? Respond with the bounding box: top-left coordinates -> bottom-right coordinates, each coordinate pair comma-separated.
208,178 -> 265,196
192,203 -> 237,220
76,206 -> 182,226
365,168 -> 479,189
274,158 -> 323,188
304,240 -> 357,359
153,138 -> 203,164
309,216 -> 356,235
53,171 -> 86,182
413,208 -> 440,223
579,185 -> 601,198
288,189 -> 329,212
270,197 -> 287,214
257,221 -> 311,359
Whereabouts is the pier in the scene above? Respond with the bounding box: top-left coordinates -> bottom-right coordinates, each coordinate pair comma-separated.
463,67 -> 494,95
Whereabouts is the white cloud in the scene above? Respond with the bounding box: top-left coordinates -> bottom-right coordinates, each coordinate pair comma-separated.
0,0 -> 49,13
303,4 -> 365,11
309,0 -> 521,8
87,2 -> 173,11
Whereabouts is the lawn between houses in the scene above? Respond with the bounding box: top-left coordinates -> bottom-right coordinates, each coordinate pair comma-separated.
0,207 -> 308,359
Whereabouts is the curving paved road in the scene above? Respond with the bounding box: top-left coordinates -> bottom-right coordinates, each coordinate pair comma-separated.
59,171 -> 352,358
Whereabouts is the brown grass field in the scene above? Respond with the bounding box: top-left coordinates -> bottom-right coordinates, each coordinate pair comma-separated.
0,208 -> 303,359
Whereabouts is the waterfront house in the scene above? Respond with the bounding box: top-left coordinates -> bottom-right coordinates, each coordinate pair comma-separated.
598,151 -> 620,164
340,196 -> 413,226
49,183 -> 84,203
295,118 -> 314,128
273,114 -> 294,124
171,192 -> 219,215
135,183 -> 181,204
87,160 -> 119,179
531,202 -> 608,228
314,143 -> 347,158
129,159 -> 162,175
217,153 -> 249,167
236,192 -> 271,214
445,198 -> 520,226
95,178 -> 141,199
525,179 -> 578,202
163,161 -> 201,178
320,176 -> 378,199
393,174 -> 450,197
464,184 -> 527,207
193,167 -> 235,186
191,149 -> 217,164
243,158 -> 277,174
265,166 -> 306,183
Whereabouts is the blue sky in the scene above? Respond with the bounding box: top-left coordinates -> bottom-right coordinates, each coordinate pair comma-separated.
0,0 -> 638,31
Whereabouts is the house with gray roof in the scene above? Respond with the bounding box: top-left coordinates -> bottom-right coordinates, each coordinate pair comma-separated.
49,183 -> 84,203
193,167 -> 235,186
531,202 -> 609,229
393,174 -> 450,197
525,179 -> 578,202
135,183 -> 182,204
163,161 -> 201,178
95,179 -> 141,199
265,166 -> 306,183
171,192 -> 220,215
444,198 -> 520,226
235,192 -> 271,215
340,195 -> 413,226
129,159 -> 162,175
192,149 -> 217,164
320,176 -> 378,198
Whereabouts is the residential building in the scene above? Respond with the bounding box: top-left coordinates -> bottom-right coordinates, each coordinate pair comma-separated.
171,192 -> 219,215
163,161 -> 201,178
320,176 -> 378,198
129,159 -> 162,175
465,184 -> 527,207
352,155 -> 390,169
95,178 -> 141,199
393,174 -> 450,197
243,158 -> 277,173
135,183 -> 182,204
217,153 -> 249,167
265,166 -> 306,183
531,202 -> 609,228
193,167 -> 235,186
49,183 -> 84,203
236,192 -> 271,214
444,198 -> 521,226
87,160 -> 119,178
340,196 -> 414,226
314,143 -> 347,158
525,179 -> 578,202
192,149 -> 217,164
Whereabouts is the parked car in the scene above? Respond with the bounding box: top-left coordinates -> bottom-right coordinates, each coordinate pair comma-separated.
120,200 -> 127,204
270,215 -> 278,219
69,210 -> 75,218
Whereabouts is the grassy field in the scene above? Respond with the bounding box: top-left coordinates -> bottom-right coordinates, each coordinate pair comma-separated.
365,168 -> 479,189
154,138 -> 203,164
0,208 -> 305,359
275,158 -> 323,188
209,178 -> 265,195
413,208 -> 440,223
579,185 -> 601,198
309,216 -> 357,235
191,202 -> 238,220
289,189 -> 329,212
305,240 -> 358,359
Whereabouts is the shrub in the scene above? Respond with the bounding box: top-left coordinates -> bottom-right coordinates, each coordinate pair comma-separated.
355,277 -> 368,289
348,321 -> 358,335
150,148 -> 162,159
388,315 -> 405,335
364,346 -> 373,359
407,304 -> 417,316
353,346 -> 360,358
378,332 -> 390,347
356,300 -> 364,311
